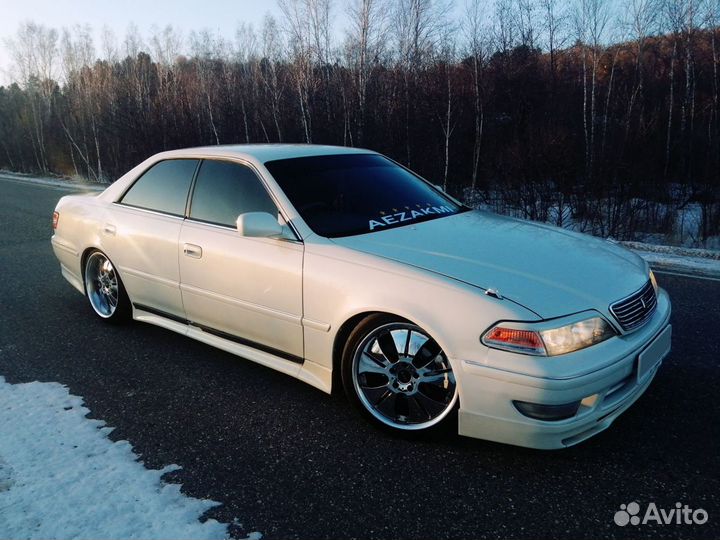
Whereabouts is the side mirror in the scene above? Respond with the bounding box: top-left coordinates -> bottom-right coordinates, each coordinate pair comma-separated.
236,212 -> 283,238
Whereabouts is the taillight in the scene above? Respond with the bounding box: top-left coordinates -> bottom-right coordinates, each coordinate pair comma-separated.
52,211 -> 59,229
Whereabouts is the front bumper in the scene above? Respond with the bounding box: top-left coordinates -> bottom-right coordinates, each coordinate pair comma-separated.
455,289 -> 672,449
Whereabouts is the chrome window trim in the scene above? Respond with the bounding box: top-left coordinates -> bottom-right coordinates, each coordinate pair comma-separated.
187,157 -> 303,243
115,158 -> 200,214
182,216 -> 303,244
111,202 -> 185,221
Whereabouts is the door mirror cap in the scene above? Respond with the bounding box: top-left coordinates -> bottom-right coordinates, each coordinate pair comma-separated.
236,212 -> 283,238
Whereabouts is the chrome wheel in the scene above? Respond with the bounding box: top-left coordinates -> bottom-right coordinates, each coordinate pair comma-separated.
84,252 -> 119,318
352,322 -> 457,430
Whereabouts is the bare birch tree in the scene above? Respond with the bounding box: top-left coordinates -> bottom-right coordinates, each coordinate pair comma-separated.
260,15 -> 286,141
515,0 -> 537,48
620,0 -> 659,143
346,0 -> 386,144
464,0 -> 489,190
573,0 -> 611,180
436,23 -> 459,190
394,0 -> 450,164
150,25 -> 183,149
190,29 -> 223,144
663,0 -> 705,177
60,25 -> 100,179
493,0 -> 517,53
6,22 -> 59,172
540,0 -> 568,95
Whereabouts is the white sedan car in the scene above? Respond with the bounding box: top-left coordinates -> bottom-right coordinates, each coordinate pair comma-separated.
51,145 -> 672,449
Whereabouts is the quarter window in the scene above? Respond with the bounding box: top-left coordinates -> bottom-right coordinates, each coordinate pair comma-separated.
120,159 -> 198,216
189,160 -> 278,227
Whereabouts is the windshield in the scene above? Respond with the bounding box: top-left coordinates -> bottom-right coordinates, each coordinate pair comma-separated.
264,154 -> 466,238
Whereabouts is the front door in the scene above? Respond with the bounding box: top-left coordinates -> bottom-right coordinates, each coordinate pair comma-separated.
178,159 -> 304,360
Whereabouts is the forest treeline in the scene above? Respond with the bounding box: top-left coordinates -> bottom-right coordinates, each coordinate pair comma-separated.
1,0 -> 719,243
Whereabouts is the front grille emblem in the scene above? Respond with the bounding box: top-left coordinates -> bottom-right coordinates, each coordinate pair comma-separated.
609,280 -> 657,332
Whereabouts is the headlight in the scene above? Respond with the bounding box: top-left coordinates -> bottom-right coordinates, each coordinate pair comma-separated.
482,316 -> 616,356
539,317 -> 616,355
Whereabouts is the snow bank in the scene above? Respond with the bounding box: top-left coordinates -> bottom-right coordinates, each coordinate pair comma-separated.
621,241 -> 720,279
621,241 -> 720,260
0,171 -> 106,191
0,376 -> 231,540
630,250 -> 720,278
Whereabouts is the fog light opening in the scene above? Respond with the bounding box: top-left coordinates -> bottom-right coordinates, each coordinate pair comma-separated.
580,394 -> 599,408
513,400 -> 581,421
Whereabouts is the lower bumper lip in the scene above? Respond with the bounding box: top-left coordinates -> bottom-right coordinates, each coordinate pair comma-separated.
458,360 -> 663,449
455,292 -> 671,449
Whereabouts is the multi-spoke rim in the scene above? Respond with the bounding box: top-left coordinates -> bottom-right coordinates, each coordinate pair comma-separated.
352,322 -> 457,430
84,252 -> 119,318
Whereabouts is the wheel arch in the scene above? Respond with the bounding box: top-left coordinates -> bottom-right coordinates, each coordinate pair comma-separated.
80,246 -> 124,296
331,310 -> 412,393
79,247 -> 98,294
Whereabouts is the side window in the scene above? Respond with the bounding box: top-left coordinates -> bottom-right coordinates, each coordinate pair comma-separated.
120,159 -> 198,216
189,160 -> 278,227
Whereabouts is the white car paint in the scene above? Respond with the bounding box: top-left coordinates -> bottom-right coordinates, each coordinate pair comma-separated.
51,144 -> 672,449
333,210 -> 649,319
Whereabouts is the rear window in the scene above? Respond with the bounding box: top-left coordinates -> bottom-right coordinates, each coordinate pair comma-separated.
120,159 -> 198,216
264,154 -> 465,237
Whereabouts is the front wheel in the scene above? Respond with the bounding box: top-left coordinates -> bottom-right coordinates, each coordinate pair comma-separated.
342,315 -> 458,432
83,250 -> 131,323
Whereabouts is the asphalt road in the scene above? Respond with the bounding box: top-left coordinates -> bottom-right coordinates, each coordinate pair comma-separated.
1,177 -> 718,540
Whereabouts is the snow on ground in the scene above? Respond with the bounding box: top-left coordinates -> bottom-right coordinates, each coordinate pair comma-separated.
0,171 -> 106,191
621,241 -> 720,260
629,251 -> 720,278
621,241 -> 720,279
0,376 -> 242,540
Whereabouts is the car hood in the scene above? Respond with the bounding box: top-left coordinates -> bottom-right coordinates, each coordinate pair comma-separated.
331,210 -> 649,319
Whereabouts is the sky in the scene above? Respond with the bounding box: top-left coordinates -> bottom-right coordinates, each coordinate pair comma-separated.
0,0 -> 294,84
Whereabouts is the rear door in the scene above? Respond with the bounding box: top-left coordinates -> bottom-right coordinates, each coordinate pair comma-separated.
178,159 -> 304,360
105,159 -> 198,319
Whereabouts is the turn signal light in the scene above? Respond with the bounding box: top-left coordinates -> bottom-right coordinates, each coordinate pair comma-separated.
52,211 -> 59,229
483,327 -> 546,355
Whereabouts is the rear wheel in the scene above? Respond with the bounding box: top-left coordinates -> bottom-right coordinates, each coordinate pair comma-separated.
342,315 -> 458,432
83,250 -> 131,322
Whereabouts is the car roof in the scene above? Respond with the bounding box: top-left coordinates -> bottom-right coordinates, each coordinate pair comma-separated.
163,144 -> 375,164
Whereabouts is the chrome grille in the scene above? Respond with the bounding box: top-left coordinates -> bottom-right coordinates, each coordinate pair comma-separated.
609,280 -> 657,331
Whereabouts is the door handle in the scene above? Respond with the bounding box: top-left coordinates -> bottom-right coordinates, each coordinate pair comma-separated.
103,224 -> 116,236
183,243 -> 203,258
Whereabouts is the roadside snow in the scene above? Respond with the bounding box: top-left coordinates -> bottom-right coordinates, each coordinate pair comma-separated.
621,240 -> 720,260
621,241 -> 720,278
0,171 -> 105,191
0,376 -> 234,540
630,251 -> 720,278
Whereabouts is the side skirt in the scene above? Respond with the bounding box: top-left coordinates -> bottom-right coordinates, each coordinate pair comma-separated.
133,302 -> 304,365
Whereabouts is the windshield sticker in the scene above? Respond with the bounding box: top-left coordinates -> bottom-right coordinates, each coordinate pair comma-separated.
368,205 -> 454,231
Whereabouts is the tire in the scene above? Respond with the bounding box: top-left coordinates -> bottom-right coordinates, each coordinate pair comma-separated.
341,314 -> 458,433
83,250 -> 131,323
